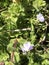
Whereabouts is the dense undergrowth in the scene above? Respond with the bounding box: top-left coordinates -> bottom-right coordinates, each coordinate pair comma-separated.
0,0 -> 49,65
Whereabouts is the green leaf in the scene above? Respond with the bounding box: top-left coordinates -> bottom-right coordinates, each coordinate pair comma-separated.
14,52 -> 20,62
33,0 -> 46,11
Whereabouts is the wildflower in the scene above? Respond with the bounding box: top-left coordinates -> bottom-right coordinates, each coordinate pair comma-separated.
21,42 -> 34,53
37,13 -> 45,22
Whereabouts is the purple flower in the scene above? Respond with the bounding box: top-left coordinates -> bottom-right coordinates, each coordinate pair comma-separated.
21,42 -> 34,53
37,13 -> 45,22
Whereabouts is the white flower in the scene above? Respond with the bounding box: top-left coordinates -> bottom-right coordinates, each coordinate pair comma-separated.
21,42 -> 34,53
37,13 -> 45,22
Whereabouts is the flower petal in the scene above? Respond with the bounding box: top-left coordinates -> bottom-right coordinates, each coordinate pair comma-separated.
29,46 -> 33,50
37,13 -> 45,22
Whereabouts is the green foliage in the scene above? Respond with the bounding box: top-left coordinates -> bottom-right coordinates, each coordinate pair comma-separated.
0,0 -> 49,65
33,0 -> 46,11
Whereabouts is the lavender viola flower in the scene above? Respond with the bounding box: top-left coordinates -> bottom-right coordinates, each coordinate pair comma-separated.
37,13 -> 45,22
21,42 -> 34,53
